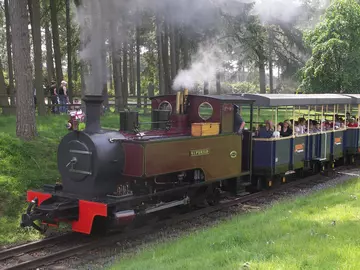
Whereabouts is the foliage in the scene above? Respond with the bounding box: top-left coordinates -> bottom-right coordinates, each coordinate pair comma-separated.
110,178 -> 360,270
225,82 -> 260,93
300,0 -> 360,93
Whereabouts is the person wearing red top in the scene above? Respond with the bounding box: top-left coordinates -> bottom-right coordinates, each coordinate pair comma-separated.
347,118 -> 358,127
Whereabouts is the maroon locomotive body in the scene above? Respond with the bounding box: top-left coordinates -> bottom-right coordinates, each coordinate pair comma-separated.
22,91 -> 254,234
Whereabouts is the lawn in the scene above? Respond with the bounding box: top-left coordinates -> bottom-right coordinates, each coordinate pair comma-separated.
110,178 -> 360,270
0,113 -> 150,245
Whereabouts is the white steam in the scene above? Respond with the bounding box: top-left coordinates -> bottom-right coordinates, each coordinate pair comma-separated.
172,44 -> 227,91
74,0 -> 311,96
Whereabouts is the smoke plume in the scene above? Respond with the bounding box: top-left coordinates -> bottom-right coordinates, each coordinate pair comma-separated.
74,0 -> 311,96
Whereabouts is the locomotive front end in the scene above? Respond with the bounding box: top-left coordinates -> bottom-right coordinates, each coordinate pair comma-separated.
21,95 -> 127,234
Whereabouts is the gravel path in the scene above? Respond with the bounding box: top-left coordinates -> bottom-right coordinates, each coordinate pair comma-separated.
42,169 -> 359,270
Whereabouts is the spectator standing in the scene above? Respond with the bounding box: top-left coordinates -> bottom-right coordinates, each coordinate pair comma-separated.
49,80 -> 58,114
58,80 -> 68,113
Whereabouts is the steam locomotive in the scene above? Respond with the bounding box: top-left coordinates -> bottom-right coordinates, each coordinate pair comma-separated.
21,91 -> 254,234
21,91 -> 360,234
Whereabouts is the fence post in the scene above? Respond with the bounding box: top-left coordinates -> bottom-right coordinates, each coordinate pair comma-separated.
143,94 -> 148,115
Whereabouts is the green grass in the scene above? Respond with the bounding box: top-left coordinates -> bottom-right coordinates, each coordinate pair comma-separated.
109,178 -> 360,270
0,113 -> 150,245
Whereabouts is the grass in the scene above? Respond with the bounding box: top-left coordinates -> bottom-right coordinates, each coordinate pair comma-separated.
109,178 -> 360,270
0,113 -> 150,245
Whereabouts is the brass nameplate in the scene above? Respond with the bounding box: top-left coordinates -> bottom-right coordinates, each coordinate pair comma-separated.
190,148 -> 210,157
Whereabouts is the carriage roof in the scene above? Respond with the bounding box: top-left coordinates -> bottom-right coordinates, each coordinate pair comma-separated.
342,94 -> 360,105
149,94 -> 255,104
240,94 -> 351,107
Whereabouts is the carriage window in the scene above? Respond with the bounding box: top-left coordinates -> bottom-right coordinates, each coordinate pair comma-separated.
198,102 -> 213,120
158,101 -> 172,112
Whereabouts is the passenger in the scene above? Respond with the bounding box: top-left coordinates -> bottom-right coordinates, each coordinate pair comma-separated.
258,120 -> 273,138
298,118 -> 306,134
312,121 -> 321,133
348,117 -> 358,127
308,121 -> 314,133
233,104 -> 245,135
272,124 -> 282,138
294,121 -> 300,135
280,120 -> 293,137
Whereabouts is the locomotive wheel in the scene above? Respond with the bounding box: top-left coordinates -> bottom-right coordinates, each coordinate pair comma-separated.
206,187 -> 221,206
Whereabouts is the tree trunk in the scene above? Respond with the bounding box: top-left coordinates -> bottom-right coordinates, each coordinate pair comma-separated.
175,29 -> 180,73
129,42 -> 135,96
102,49 -> 109,109
109,53 -> 113,90
66,0 -> 73,102
110,19 -> 123,111
204,81 -> 209,95
122,42 -> 128,106
269,58 -> 274,93
28,0 -> 45,115
0,61 -> 9,110
156,16 -> 165,95
181,31 -> 189,69
50,0 -> 63,84
136,26 -> 141,108
259,57 -> 266,94
170,23 -> 177,82
216,72 -> 221,94
268,28 -> 274,93
45,20 -> 55,85
10,0 -> 37,140
162,22 -> 171,93
4,0 -> 15,106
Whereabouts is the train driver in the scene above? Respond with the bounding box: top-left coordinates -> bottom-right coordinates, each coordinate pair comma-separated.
233,104 -> 245,135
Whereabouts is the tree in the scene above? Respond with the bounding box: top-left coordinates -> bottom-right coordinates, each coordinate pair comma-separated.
28,0 -> 46,115
9,0 -> 37,140
4,0 -> 15,107
50,0 -> 63,84
300,0 -> 360,93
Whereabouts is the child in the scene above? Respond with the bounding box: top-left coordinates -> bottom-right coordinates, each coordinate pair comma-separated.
272,124 -> 282,138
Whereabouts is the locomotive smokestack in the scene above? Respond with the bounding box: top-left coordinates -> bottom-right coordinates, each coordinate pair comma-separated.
82,95 -> 104,134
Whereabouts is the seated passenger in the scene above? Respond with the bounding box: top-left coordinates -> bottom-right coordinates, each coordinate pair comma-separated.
258,120 -> 274,138
308,121 -> 314,133
312,121 -> 321,133
298,118 -> 306,134
280,120 -> 293,137
294,121 -> 300,135
348,117 -> 358,127
272,124 -> 282,138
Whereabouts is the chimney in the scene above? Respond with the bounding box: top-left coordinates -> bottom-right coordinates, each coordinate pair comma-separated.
82,95 -> 104,134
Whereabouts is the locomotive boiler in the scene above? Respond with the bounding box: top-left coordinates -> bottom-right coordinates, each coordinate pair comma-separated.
21,91 -> 254,234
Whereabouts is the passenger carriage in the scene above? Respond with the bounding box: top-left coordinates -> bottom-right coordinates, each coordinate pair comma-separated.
241,94 -> 351,189
342,94 -> 360,163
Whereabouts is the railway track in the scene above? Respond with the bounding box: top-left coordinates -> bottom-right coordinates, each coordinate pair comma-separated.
0,167 -> 357,270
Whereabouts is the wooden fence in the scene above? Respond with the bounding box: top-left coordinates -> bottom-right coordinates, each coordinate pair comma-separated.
0,94 -> 152,115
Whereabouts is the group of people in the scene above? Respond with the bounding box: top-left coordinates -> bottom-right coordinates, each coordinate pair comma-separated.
49,80 -> 69,114
256,114 -> 359,139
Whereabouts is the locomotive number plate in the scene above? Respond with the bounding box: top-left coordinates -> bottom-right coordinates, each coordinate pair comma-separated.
190,148 -> 210,157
